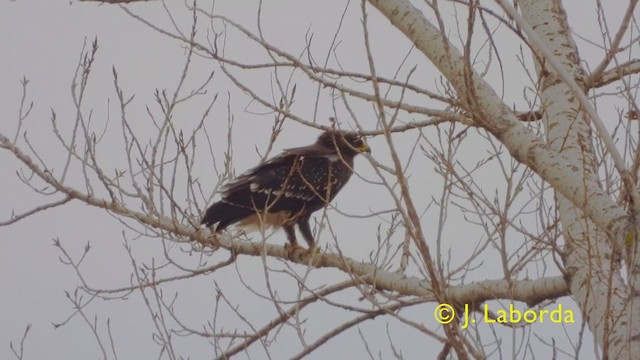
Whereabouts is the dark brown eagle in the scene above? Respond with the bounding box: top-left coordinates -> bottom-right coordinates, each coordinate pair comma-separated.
201,130 -> 370,249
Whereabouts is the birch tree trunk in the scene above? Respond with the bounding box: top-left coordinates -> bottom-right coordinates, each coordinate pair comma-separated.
518,1 -> 640,357
370,0 -> 640,357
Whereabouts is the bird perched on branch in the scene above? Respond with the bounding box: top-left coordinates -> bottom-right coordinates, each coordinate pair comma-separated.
201,130 -> 370,251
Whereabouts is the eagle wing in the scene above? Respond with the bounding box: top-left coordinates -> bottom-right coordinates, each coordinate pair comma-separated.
203,144 -> 354,230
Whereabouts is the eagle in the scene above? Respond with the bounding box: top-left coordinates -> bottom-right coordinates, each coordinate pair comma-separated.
201,130 -> 370,250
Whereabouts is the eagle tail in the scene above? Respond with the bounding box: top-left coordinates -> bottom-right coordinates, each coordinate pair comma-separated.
201,201 -> 252,231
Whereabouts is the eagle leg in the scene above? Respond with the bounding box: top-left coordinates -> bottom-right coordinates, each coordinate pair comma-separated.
283,224 -> 298,245
297,216 -> 316,249
283,225 -> 303,257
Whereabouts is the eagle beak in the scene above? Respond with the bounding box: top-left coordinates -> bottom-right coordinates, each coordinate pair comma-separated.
358,143 -> 371,154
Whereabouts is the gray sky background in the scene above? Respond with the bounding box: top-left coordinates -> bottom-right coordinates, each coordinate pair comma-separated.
1,1 -> 629,359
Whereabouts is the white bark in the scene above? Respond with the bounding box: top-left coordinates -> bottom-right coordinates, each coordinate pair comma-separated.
366,0 -> 640,357
367,0 -> 631,248
519,1 -> 640,357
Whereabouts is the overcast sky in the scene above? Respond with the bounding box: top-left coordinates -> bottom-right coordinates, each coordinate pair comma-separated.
1,1 -> 631,359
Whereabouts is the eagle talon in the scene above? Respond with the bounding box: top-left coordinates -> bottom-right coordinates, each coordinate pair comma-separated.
305,245 -> 319,255
304,246 -> 321,263
284,242 -> 304,258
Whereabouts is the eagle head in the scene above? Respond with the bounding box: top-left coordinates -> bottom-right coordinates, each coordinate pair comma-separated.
317,130 -> 371,158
